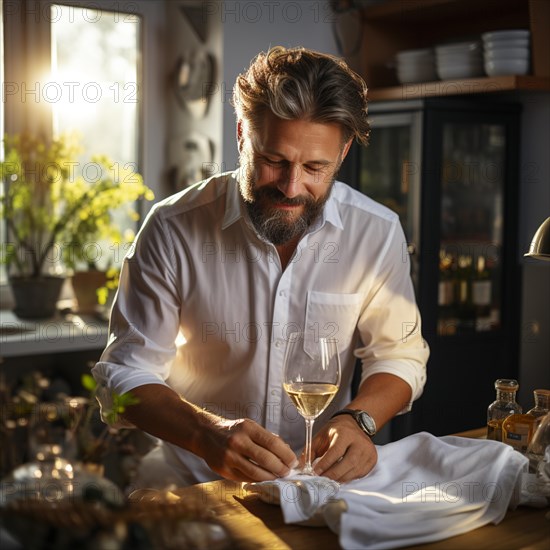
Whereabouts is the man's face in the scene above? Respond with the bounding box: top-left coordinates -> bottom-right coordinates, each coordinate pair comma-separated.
238,112 -> 352,246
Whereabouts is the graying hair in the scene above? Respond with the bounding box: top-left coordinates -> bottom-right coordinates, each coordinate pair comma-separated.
232,46 -> 370,146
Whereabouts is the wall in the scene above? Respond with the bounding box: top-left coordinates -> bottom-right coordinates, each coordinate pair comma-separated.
219,0 -> 339,169
164,0 -> 223,200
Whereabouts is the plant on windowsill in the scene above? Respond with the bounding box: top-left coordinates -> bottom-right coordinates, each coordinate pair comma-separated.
64,220 -> 137,315
0,132 -> 154,319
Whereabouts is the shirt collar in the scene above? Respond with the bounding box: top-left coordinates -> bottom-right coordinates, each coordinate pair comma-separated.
221,172 -> 244,230
319,185 -> 344,231
221,171 -> 344,232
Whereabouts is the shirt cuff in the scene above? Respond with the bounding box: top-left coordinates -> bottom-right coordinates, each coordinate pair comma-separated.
92,361 -> 169,426
359,361 -> 427,414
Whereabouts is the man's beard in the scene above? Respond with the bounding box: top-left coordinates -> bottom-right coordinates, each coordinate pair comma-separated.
239,155 -> 337,246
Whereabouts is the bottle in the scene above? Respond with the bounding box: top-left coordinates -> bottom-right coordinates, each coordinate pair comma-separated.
472,255 -> 492,331
502,389 -> 550,453
456,254 -> 475,332
487,379 -> 522,441
502,414 -> 536,453
437,249 -> 456,336
526,411 -> 550,473
526,389 -> 550,424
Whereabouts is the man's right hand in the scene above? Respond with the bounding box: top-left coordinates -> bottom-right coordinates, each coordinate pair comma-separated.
121,384 -> 297,483
195,415 -> 298,482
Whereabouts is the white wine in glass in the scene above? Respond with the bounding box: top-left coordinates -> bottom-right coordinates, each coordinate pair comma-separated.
283,332 -> 341,475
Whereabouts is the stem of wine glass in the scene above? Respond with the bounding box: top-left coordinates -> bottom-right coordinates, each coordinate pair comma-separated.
303,418 -> 315,475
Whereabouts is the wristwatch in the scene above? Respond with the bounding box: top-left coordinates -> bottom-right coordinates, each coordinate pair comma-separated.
331,409 -> 377,437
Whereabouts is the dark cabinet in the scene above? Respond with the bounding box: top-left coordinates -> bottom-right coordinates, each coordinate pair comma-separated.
341,97 -> 522,437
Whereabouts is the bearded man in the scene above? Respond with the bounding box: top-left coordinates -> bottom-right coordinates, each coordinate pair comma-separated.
93,46 -> 429,486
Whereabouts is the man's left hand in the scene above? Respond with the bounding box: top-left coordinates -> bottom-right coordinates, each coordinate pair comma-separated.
307,414 -> 378,482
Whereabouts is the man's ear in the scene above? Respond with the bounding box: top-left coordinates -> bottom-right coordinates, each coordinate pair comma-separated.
341,137 -> 353,161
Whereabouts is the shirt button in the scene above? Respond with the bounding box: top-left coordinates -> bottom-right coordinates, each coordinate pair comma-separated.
279,290 -> 286,297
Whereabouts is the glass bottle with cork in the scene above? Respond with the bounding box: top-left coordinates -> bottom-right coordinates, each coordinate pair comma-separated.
502,388 -> 550,453
527,389 -> 550,425
487,379 -> 522,441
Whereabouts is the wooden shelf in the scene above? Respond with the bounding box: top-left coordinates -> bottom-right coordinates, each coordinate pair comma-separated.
368,75 -> 550,101
362,0 -> 526,22
354,0 -> 550,92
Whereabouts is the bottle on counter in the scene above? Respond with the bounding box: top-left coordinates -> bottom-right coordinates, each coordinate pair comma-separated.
526,411 -> 550,473
526,389 -> 550,425
502,414 -> 535,453
487,379 -> 522,442
501,389 -> 549,453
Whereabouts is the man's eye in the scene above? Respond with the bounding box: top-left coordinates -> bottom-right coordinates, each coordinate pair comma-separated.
264,158 -> 284,166
305,165 -> 323,173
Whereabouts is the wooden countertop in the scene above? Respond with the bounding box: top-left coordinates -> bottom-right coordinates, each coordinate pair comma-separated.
173,479 -> 548,550
173,428 -> 549,549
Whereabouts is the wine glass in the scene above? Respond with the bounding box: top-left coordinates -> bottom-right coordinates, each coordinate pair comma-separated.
283,331 -> 341,475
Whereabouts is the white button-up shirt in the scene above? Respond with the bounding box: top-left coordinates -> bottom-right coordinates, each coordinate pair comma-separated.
92,172 -> 429,484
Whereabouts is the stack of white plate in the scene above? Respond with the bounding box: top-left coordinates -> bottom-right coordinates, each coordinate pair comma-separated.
435,41 -> 484,80
395,48 -> 437,84
482,30 -> 530,76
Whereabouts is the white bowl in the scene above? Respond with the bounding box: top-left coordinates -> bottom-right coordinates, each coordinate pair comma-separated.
484,38 -> 530,50
484,58 -> 529,76
436,59 -> 483,74
436,52 -> 483,64
482,30 -> 530,42
435,41 -> 480,55
397,67 -> 438,84
437,63 -> 485,80
484,47 -> 530,61
396,48 -> 433,61
397,59 -> 435,68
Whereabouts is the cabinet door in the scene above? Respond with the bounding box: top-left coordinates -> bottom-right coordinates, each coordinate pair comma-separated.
341,99 -> 521,437
412,100 -> 521,437
437,122 -> 506,336
347,111 -> 423,290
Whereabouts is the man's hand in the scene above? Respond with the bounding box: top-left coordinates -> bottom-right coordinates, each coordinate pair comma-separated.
308,415 -> 377,482
120,384 -> 297,483
196,415 -> 298,483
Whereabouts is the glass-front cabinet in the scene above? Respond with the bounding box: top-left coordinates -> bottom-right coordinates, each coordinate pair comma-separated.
438,122 -> 506,336
341,98 -> 521,436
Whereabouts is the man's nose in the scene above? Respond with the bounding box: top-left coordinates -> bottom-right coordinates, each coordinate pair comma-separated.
277,164 -> 302,198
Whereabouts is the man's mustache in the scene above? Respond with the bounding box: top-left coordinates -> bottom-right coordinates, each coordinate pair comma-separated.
254,186 -> 310,206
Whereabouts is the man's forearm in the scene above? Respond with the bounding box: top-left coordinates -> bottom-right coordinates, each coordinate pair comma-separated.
119,383 -> 297,482
346,373 -> 412,430
121,384 -> 211,455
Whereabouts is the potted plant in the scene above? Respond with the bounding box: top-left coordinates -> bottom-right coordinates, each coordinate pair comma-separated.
0,132 -> 153,319
61,160 -> 151,314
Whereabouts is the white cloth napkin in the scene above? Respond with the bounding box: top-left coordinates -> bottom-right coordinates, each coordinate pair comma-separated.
246,432 -> 532,549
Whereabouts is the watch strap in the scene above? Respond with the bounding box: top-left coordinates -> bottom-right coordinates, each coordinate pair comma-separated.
331,408 -> 377,436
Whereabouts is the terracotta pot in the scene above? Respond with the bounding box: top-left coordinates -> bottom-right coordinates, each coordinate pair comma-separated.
71,270 -> 108,314
9,276 -> 65,319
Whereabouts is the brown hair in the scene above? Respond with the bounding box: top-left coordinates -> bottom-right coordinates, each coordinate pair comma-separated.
232,46 -> 370,146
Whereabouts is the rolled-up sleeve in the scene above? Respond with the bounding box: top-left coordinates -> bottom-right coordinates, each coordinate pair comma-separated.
92,207 -> 182,421
355,220 -> 429,411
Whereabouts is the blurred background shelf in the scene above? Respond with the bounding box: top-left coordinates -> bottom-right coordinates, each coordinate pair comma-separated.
357,0 -> 549,92
368,75 -> 550,101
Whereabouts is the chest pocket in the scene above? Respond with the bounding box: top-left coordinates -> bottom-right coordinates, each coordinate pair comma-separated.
305,291 -> 363,351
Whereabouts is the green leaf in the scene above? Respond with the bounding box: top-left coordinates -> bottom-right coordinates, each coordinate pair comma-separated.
81,373 -> 97,392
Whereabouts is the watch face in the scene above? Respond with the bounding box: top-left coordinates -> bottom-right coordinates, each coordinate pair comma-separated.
358,412 -> 376,435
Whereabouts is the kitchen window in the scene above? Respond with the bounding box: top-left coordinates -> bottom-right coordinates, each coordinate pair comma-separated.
1,0 -> 142,285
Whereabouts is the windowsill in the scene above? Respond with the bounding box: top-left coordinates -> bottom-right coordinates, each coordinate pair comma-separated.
0,309 -> 108,358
